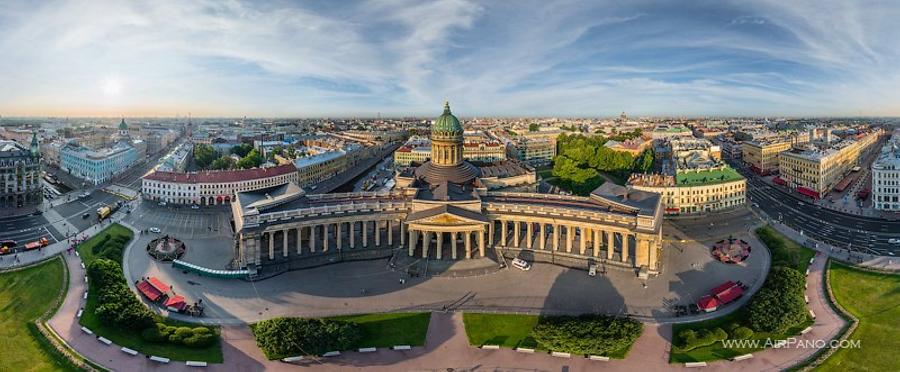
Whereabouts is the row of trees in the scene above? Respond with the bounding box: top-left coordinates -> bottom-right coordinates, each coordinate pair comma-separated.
531,314 -> 643,356
550,133 -> 654,195
192,143 -> 265,170
252,317 -> 362,359
88,258 -> 156,330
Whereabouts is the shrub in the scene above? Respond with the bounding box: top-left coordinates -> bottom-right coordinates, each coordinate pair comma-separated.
530,314 -> 642,356
183,332 -> 216,348
252,317 -> 361,359
731,326 -> 754,340
87,258 -> 155,330
192,326 -> 211,335
748,267 -> 808,333
674,327 -> 727,352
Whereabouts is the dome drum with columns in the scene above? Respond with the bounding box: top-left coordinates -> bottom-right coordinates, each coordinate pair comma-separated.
413,101 -> 480,185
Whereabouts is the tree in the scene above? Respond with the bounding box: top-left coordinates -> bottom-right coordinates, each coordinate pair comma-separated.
528,123 -> 540,132
210,156 -> 236,170
733,131 -> 753,142
232,143 -> 254,157
747,267 -> 808,333
193,144 -> 217,169
530,314 -> 642,356
252,317 -> 361,359
238,149 -> 264,169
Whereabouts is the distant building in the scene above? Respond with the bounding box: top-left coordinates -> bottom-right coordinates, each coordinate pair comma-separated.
0,133 -> 43,211
778,131 -> 880,198
742,139 -> 792,175
603,136 -> 653,156
60,141 -> 138,185
509,138 -> 555,165
393,136 -> 431,167
393,134 -> 507,167
649,124 -> 693,139
294,150 -> 349,188
142,163 -> 298,205
873,129 -> 900,211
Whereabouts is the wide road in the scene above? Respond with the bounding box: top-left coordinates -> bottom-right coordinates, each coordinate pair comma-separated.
736,164 -> 900,256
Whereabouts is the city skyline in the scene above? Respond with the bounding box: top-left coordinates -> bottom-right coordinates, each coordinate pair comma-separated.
2,0 -> 900,117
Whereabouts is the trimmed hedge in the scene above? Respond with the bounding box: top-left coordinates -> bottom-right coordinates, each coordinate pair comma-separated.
530,314 -> 642,356
140,323 -> 216,348
252,317 -> 361,359
674,328 -> 728,352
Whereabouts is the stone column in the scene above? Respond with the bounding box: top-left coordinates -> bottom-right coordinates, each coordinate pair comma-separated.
513,221 -> 520,248
648,239 -> 659,270
488,221 -> 494,246
525,222 -> 533,249
336,222 -> 342,249
606,231 -> 614,260
268,231 -> 275,260
349,221 -> 355,249
635,238 -> 650,268
436,231 -> 443,260
622,234 -> 630,264
451,232 -> 458,260
362,220 -> 368,247
539,224 -> 546,250
408,229 -> 416,256
310,225 -> 316,253
283,229 -> 289,257
478,230 -> 485,257
387,220 -> 393,246
579,227 -> 587,255
422,231 -> 430,259
553,224 -> 559,251
500,220 -> 507,247
374,220 -> 380,247
593,229 -> 601,257
464,231 -> 472,259
323,224 -> 329,252
566,226 -> 573,253
400,221 -> 405,247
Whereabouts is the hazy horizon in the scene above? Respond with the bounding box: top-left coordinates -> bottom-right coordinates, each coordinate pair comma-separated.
2,1 -> 900,117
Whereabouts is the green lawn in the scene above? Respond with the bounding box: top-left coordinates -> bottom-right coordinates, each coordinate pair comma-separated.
818,263 -> 900,371
463,313 -> 540,349
669,225 -> 816,363
77,224 -> 223,362
755,225 -> 816,272
0,259 -> 80,372
462,313 -> 633,358
328,312 -> 431,348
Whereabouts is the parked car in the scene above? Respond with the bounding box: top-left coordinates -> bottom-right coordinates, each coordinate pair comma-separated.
149,227 -> 161,233
511,258 -> 531,271
81,213 -> 90,219
889,238 -> 900,244
191,205 -> 199,209
158,201 -> 167,206
588,264 -> 597,277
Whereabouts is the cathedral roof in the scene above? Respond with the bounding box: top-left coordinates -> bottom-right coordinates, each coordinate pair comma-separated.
432,101 -> 462,134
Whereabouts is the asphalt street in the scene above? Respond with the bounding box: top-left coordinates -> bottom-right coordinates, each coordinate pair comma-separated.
738,165 -> 900,256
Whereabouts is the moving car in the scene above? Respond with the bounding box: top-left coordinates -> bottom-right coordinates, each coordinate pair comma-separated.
889,238 -> 900,244
24,237 -> 49,250
81,213 -> 90,219
149,227 -> 161,233
191,205 -> 199,209
511,258 -> 531,271
588,264 -> 597,277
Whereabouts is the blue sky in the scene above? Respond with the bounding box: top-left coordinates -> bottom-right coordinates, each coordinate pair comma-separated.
1,0 -> 899,117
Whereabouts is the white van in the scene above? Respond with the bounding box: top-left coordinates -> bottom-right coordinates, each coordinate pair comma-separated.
511,258 -> 531,271
588,264 -> 597,277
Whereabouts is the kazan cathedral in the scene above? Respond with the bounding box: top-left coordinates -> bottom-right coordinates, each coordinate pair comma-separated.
232,103 -> 663,279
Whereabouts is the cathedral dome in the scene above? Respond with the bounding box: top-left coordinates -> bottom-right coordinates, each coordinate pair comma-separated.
432,101 -> 462,134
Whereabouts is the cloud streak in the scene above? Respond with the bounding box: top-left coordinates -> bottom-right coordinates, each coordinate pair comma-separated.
0,0 -> 898,117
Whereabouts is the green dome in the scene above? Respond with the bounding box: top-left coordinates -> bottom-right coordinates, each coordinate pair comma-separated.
118,118 -> 128,130
432,101 -> 462,134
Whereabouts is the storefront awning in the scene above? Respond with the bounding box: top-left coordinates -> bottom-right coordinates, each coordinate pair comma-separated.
773,177 -> 787,186
797,186 -> 820,199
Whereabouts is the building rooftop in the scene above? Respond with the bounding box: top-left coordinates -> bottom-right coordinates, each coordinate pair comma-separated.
675,167 -> 744,187
293,150 -> 346,169
144,163 -> 296,184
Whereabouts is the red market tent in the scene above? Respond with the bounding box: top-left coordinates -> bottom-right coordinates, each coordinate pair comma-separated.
164,295 -> 187,312
697,295 -> 719,312
148,277 -> 170,293
137,281 -> 163,302
797,186 -> 820,199
709,281 -> 736,295
714,285 -> 745,304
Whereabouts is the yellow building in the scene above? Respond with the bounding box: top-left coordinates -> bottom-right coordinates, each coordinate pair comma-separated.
628,168 -> 746,215
778,132 -> 880,198
293,150 -> 349,188
510,138 -> 556,165
742,139 -> 792,175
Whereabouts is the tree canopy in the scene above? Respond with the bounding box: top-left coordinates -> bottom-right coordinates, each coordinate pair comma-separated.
531,314 -> 642,356
210,156 -> 236,170
252,317 -> 361,359
231,143 -> 254,157
747,267 -> 808,333
237,149 -> 264,169
193,144 -> 217,169
550,133 -> 654,195
528,123 -> 540,132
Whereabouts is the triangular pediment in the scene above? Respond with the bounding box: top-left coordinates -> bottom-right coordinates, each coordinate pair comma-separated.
405,204 -> 489,225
